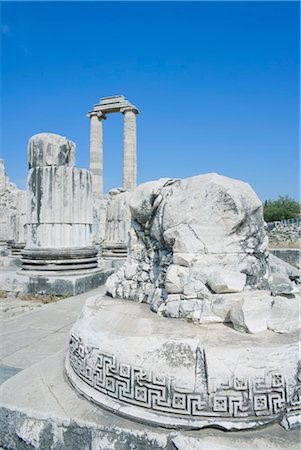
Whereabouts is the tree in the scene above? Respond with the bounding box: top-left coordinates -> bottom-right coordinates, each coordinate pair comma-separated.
263,195 -> 300,222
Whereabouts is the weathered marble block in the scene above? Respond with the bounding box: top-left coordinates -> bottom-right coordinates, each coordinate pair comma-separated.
26,166 -> 93,249
65,294 -> 300,431
106,173 -> 300,332
22,133 -> 98,272
102,188 -> 131,258
0,159 -> 26,254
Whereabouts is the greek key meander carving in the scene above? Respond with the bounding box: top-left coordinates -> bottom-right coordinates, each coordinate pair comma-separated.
69,334 -> 301,419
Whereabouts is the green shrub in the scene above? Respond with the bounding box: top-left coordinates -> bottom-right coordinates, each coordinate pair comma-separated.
264,195 -> 300,222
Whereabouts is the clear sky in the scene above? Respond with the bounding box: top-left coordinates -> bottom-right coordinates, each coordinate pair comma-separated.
1,1 -> 300,201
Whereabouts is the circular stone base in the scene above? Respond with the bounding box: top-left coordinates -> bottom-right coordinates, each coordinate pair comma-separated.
65,295 -> 300,430
21,247 -> 98,271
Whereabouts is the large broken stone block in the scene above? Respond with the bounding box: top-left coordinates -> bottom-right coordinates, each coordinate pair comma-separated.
106,173 -> 273,328
229,295 -> 273,333
165,264 -> 189,294
268,295 -> 301,334
269,274 -> 299,296
206,269 -> 246,294
269,253 -> 300,282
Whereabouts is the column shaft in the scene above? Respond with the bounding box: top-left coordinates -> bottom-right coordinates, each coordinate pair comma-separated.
89,114 -> 103,196
122,109 -> 137,190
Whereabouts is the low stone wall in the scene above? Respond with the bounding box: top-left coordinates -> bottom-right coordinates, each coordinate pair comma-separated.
267,220 -> 301,249
270,248 -> 300,269
267,219 -> 301,230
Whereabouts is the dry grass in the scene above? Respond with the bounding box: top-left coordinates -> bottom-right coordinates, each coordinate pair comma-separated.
0,290 -> 8,299
18,293 -> 72,304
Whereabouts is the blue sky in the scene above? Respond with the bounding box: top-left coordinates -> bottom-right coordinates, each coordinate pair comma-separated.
1,1 -> 300,201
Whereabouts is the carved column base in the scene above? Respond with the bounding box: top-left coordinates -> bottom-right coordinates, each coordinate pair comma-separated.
21,246 -> 98,272
66,295 -> 300,431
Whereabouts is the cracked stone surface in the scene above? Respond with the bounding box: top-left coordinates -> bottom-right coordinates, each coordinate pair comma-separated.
3,286 -> 297,448
65,294 -> 300,431
106,173 -> 300,332
0,160 -> 26,253
1,349 -> 300,450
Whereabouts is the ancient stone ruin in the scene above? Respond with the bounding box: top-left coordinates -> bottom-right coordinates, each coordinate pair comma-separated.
88,95 -> 139,196
87,95 -> 138,261
0,160 -> 26,256
0,96 -> 300,445
104,173 -> 299,333
0,133 -> 109,295
65,172 -> 300,431
102,188 -> 131,258
22,133 -> 97,272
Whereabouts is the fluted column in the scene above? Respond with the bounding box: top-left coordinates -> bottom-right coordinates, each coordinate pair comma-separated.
89,111 -> 105,197
22,133 -> 98,272
122,107 -> 138,190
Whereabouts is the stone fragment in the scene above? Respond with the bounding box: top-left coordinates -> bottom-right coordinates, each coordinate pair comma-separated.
269,253 -> 300,281
206,270 -> 246,294
159,300 -> 181,318
183,278 -> 211,299
229,295 -> 273,333
172,252 -> 195,267
211,290 -> 271,322
124,262 -> 138,280
165,265 -> 189,294
268,295 -> 301,333
269,274 -> 299,296
166,294 -> 181,302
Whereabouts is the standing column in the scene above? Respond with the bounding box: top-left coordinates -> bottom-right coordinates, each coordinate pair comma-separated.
122,107 -> 138,190
88,111 -> 105,196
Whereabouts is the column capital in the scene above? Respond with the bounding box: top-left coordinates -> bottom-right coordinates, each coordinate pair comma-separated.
120,106 -> 139,115
87,111 -> 106,120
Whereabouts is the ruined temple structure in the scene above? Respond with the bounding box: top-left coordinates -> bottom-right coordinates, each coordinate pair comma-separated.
87,95 -> 139,260
88,95 -> 139,196
0,97 -> 300,446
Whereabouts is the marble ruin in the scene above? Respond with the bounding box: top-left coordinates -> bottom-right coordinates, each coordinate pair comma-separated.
87,95 -> 138,260
102,188 -> 131,259
19,133 -> 106,294
0,96 -> 300,444
88,95 -> 139,196
66,172 -> 300,431
105,173 -> 299,331
0,160 -> 26,256
21,133 -> 97,271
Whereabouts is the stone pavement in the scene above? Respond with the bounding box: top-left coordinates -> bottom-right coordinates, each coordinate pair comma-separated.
0,286 -> 106,383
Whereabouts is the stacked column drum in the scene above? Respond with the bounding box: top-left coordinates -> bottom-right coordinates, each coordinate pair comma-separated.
21,133 -> 98,272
